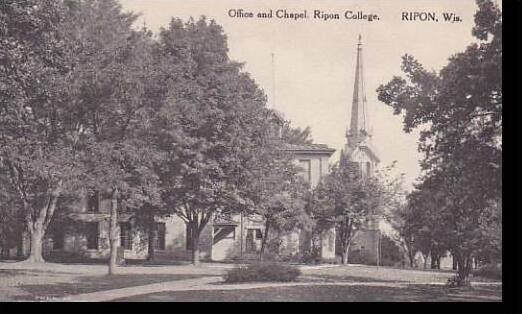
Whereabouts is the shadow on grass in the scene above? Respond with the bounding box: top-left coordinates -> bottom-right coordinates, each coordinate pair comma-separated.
208,274 -> 402,286
112,284 -> 502,302
14,273 -> 206,301
300,274 -> 405,283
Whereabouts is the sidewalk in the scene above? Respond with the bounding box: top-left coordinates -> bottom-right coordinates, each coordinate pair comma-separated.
59,275 -> 502,302
60,276 -> 222,302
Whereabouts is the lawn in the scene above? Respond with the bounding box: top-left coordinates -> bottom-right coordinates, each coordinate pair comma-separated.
111,284 -> 502,302
300,265 -> 455,283
0,269 -> 209,301
0,263 -> 501,302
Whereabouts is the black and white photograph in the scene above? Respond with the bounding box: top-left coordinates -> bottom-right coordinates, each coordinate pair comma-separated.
0,0 -> 510,304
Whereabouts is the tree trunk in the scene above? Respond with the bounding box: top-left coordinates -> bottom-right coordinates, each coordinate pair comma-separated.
147,229 -> 155,261
17,235 -> 24,259
408,250 -> 415,268
25,192 -> 60,263
341,242 -> 350,265
1,243 -> 7,259
455,253 -> 472,285
191,230 -> 200,265
430,253 -> 438,269
453,257 -> 457,270
259,221 -> 270,261
108,188 -> 119,275
147,214 -> 155,261
27,227 -> 44,263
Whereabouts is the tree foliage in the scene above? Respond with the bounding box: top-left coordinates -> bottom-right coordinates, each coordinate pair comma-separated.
153,17 -> 278,264
311,162 -> 395,264
281,125 -> 313,145
0,0 -> 87,262
377,0 -> 501,284
0,0 -> 322,269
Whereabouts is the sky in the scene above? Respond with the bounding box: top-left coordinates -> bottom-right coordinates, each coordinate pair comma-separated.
119,0 -> 483,191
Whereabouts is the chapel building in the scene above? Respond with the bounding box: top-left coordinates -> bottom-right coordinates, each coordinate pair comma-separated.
339,35 -> 382,265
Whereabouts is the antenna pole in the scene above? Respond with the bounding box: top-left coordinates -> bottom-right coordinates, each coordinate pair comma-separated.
271,52 -> 276,109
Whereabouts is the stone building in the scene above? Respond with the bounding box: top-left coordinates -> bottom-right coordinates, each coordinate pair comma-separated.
30,115 -> 336,263
6,36 -> 384,265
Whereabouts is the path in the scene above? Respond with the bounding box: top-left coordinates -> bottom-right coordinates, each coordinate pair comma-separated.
1,262 -> 500,302
59,276 -> 501,302
58,276 -> 222,302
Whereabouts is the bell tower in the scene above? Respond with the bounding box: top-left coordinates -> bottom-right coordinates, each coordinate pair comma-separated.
342,35 -> 379,178
340,35 -> 382,265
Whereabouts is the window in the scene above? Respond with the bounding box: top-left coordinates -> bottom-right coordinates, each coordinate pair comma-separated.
87,191 -> 99,212
120,222 -> 132,250
298,159 -> 312,183
86,222 -> 99,250
154,223 -> 166,250
254,229 -> 263,240
53,230 -> 64,250
365,162 -> 371,178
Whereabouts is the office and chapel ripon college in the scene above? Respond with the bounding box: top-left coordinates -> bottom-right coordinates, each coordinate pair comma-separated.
12,36 -> 382,265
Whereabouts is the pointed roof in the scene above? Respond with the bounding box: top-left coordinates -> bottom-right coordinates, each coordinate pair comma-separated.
349,34 -> 369,136
344,35 -> 380,163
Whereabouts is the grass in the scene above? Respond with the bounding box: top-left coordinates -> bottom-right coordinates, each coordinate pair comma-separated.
112,284 -> 502,302
224,263 -> 301,283
12,273 -> 207,301
1,262 -> 501,302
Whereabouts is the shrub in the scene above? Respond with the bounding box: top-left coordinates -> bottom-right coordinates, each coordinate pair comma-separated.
279,253 -> 301,263
225,262 -> 301,283
380,235 -> 404,266
473,263 -> 502,280
301,246 -> 322,264
348,249 -> 376,265
446,275 -> 471,287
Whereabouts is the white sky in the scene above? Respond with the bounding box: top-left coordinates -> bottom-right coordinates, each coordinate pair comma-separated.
119,0 -> 482,190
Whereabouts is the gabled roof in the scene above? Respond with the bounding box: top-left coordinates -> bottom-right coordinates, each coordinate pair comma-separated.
283,143 -> 336,155
344,140 -> 380,163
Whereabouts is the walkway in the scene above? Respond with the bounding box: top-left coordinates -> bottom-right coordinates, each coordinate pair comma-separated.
59,276 -> 222,302
59,276 -> 502,302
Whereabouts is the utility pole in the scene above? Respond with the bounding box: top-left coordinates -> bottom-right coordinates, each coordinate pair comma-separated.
240,211 -> 243,258
377,230 -> 381,269
271,52 -> 276,109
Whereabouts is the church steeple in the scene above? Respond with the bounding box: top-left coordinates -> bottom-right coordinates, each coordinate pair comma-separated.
347,35 -> 370,145
342,35 -> 379,165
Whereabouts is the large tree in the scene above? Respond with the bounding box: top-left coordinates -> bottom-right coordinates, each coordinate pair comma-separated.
0,171 -> 24,258
62,0 -> 163,274
377,0 -> 501,284
0,0 -> 87,262
154,17 -> 271,265
388,202 -> 417,268
241,133 -> 310,260
312,163 -> 378,264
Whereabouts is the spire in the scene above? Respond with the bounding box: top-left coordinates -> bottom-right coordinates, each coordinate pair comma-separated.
343,35 -> 380,163
348,34 -> 369,138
